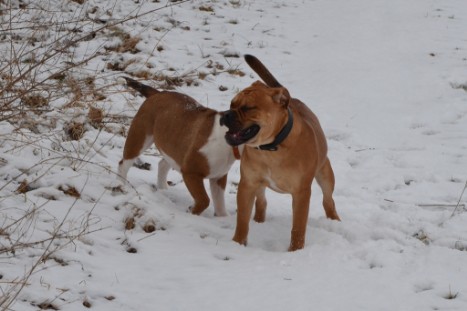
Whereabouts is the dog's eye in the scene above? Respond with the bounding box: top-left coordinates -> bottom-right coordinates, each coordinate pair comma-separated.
240,106 -> 256,112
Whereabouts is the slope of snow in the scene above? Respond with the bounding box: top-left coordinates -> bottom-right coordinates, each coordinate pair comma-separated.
1,0 -> 467,310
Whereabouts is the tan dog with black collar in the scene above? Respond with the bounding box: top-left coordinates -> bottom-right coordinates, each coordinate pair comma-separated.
220,55 -> 340,251
119,77 -> 240,217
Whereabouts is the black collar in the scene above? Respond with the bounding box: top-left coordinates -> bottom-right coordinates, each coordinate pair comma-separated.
257,107 -> 293,151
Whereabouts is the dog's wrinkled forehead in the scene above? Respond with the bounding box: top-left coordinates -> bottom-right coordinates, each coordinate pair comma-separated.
231,91 -> 252,108
230,81 -> 271,109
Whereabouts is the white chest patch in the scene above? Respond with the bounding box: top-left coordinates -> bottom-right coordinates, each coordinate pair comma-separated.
199,114 -> 236,179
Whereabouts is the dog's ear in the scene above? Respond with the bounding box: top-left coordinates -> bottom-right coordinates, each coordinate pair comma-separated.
272,87 -> 290,107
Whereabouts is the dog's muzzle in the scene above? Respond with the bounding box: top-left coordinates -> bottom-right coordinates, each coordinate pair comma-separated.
220,110 -> 260,146
219,110 -> 234,127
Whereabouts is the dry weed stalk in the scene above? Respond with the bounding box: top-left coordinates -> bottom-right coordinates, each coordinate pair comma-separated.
0,173 -> 112,310
1,2 -> 190,307
450,180 -> 467,218
1,0 -> 191,121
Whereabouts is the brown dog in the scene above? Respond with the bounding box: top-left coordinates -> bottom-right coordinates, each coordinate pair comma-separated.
220,55 -> 340,251
119,77 -> 241,217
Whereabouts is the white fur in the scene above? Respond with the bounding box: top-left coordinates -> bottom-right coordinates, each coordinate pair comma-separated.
157,158 -> 171,190
209,178 -> 228,216
119,135 -> 154,181
118,158 -> 134,181
159,151 -> 181,172
141,135 -> 155,154
200,114 -> 236,179
200,114 -> 241,216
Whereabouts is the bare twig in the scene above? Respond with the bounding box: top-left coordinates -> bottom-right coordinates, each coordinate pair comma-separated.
1,2 -> 194,308
450,181 -> 467,218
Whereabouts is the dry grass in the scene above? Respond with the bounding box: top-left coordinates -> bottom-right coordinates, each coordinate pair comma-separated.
105,27 -> 141,54
0,1 -> 193,309
0,192 -> 101,310
0,0 -> 250,308
199,5 -> 215,12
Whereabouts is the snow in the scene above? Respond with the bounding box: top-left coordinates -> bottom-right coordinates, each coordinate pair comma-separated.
1,0 -> 467,310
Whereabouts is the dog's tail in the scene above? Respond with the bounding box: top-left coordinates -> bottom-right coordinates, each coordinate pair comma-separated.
123,77 -> 159,98
244,54 -> 283,88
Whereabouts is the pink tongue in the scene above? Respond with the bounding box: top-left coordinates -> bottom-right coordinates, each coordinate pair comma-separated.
228,132 -> 240,139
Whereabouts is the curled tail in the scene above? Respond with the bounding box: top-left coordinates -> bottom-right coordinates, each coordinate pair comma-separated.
244,54 -> 283,88
123,77 -> 159,98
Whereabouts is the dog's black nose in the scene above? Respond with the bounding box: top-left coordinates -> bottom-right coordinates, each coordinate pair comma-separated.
220,110 -> 233,127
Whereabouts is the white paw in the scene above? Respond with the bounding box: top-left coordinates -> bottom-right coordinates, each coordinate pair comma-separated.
156,182 -> 169,190
214,209 -> 229,217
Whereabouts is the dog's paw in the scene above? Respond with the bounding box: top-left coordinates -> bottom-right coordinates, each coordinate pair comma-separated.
189,206 -> 203,215
232,235 -> 248,246
156,182 -> 169,190
214,209 -> 229,217
253,211 -> 266,223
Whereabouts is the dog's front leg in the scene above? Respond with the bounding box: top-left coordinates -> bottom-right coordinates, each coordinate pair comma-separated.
289,187 -> 312,251
209,174 -> 228,217
232,180 -> 257,246
183,173 -> 210,215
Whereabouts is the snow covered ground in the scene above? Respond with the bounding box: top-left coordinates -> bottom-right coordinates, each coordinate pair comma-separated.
1,0 -> 467,310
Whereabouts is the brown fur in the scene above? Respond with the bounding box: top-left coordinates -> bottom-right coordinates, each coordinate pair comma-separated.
223,55 -> 340,251
119,78 -> 237,216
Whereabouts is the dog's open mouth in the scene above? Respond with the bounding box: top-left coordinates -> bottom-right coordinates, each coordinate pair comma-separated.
225,124 -> 260,146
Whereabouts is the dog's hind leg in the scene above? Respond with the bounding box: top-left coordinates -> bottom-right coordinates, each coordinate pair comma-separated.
157,158 -> 170,190
118,158 -> 135,181
316,157 -> 340,221
209,174 -> 228,216
183,173 -> 210,215
119,126 -> 154,181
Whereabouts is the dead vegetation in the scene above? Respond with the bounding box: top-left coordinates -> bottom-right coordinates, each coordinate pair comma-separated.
199,5 -> 215,12
0,194 -> 101,310
105,27 -> 142,54
0,1 -> 194,309
0,0 -> 248,309
0,0 -> 198,131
